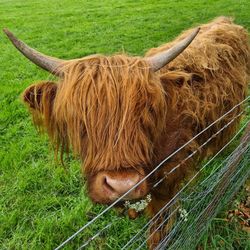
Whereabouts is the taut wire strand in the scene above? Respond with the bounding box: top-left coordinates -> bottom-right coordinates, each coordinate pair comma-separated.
77,221 -> 115,250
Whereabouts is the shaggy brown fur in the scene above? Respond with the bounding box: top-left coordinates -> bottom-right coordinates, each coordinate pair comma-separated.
22,17 -> 249,248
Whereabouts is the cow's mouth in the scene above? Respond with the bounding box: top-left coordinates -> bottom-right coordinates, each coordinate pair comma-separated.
87,168 -> 149,204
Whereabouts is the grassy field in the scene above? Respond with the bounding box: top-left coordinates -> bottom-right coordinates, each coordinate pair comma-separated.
0,0 -> 250,249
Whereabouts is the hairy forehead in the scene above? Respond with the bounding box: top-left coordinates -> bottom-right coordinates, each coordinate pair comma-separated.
50,55 -> 167,171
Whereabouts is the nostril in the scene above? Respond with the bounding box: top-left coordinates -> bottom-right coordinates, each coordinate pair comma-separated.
103,177 -> 116,193
104,176 -> 118,192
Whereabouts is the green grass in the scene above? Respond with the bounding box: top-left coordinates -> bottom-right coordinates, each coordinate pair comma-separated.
0,0 -> 250,249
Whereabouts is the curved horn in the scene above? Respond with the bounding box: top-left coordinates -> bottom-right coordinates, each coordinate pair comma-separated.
3,28 -> 66,75
146,27 -> 200,71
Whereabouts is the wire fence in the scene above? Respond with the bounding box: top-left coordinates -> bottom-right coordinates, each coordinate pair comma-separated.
55,96 -> 250,250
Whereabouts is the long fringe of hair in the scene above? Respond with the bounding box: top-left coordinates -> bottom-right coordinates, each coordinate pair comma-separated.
52,55 -> 167,173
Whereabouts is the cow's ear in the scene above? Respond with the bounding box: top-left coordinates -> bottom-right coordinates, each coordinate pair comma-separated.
22,81 -> 57,111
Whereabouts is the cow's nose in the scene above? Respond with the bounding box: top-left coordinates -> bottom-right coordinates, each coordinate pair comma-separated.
104,173 -> 140,194
88,169 -> 148,204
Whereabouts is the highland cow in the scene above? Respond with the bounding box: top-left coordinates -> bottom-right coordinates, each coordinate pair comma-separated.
4,17 -> 249,248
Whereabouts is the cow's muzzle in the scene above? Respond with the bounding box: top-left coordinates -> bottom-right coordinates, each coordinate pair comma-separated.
87,168 -> 148,204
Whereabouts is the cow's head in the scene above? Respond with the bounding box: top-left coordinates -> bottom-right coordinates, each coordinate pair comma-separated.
4,28 -> 199,204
